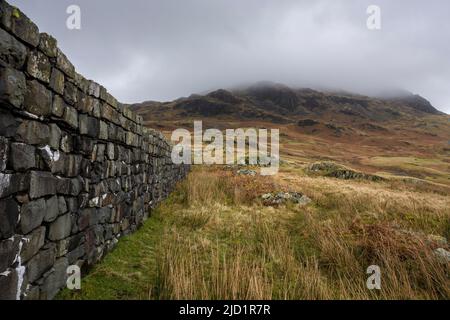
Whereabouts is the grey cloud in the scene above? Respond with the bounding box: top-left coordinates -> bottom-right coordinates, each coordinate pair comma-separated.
8,0 -> 450,113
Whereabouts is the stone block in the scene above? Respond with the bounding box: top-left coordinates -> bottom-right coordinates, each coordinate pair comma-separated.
63,81 -> 77,105
62,105 -> 78,129
44,196 -> 59,222
24,80 -> 52,116
0,236 -> 19,272
0,65 -> 26,109
79,114 -> 99,137
99,120 -> 108,140
0,172 -> 29,199
56,48 -> 75,78
0,268 -> 19,300
15,120 -> 50,146
20,198 -> 45,234
49,68 -> 64,95
88,81 -> 100,98
38,33 -> 57,58
29,171 -> 57,199
21,226 -> 45,263
26,245 -> 56,283
0,137 -> 9,171
48,213 -> 71,241
26,50 -> 51,83
7,6 -> 40,47
0,198 -> 19,239
49,123 -> 61,150
10,142 -> 36,171
0,28 -> 27,68
51,94 -> 65,118
39,257 -> 68,300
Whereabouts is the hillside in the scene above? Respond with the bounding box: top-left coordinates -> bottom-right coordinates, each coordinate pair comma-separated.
131,82 -> 450,187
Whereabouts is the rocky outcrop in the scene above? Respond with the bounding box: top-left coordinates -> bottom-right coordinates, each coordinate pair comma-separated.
0,0 -> 189,300
308,161 -> 384,182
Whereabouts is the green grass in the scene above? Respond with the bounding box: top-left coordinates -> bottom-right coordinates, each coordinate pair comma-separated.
57,209 -> 167,300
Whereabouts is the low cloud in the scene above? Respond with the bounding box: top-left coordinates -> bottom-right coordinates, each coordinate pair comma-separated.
9,0 -> 450,112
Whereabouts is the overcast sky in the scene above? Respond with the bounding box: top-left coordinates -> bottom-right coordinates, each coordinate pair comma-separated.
8,0 -> 450,113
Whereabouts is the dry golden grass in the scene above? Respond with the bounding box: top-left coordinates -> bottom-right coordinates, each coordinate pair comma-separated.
152,166 -> 449,300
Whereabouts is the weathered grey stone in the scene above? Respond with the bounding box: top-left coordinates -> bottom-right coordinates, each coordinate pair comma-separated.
0,28 -> 27,68
29,171 -> 57,199
60,132 -> 72,153
0,109 -> 20,138
106,142 -> 115,160
38,33 -> 57,58
0,65 -> 26,109
56,49 -> 75,78
15,120 -> 50,145
38,145 -> 64,174
49,124 -> 61,150
48,213 -> 71,241
63,81 -> 77,105
20,198 -> 45,234
44,196 -> 59,222
49,68 -> 64,95
26,50 -> 51,83
0,137 -> 9,171
0,172 -> 29,199
0,268 -> 18,300
21,226 -> 45,263
39,257 -> 68,300
99,120 -> 108,140
24,80 -> 52,116
79,114 -> 99,137
100,103 -> 115,122
0,236 -> 19,272
58,196 -> 67,214
7,6 -> 40,47
62,105 -> 78,129
10,142 -> 36,171
67,154 -> 82,177
51,94 -> 66,118
88,81 -> 100,98
26,245 -> 56,283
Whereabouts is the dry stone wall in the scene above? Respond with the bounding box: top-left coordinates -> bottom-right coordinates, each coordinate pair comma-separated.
0,0 -> 189,300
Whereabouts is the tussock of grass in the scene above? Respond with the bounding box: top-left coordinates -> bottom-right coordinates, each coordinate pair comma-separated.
59,166 -> 449,300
